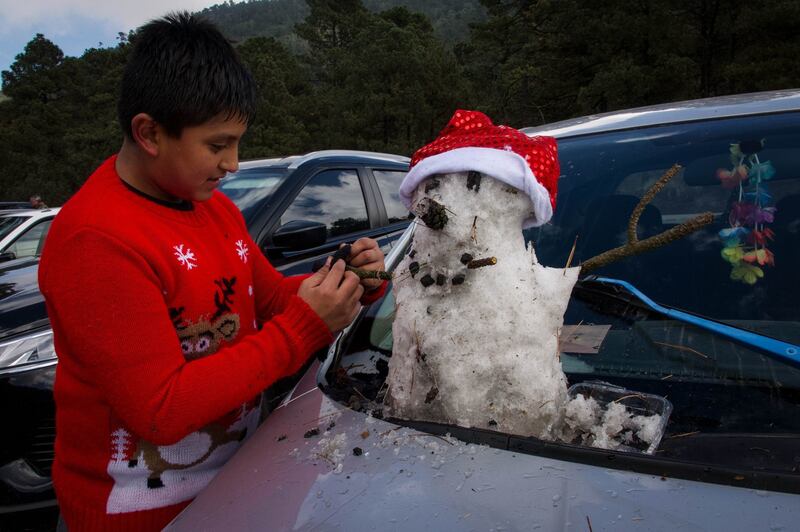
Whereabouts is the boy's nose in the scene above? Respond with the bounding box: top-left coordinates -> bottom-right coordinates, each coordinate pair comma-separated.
220,154 -> 239,173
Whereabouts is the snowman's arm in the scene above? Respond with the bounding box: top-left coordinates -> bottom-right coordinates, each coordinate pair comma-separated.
580,164 -> 714,274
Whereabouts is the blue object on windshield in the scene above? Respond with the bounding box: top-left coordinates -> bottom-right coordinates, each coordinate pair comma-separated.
592,276 -> 800,369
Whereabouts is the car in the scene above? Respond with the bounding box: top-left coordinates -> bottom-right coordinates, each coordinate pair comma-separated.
219,150 -> 412,275
0,208 -> 60,263
0,150 -> 410,522
166,90 -> 800,531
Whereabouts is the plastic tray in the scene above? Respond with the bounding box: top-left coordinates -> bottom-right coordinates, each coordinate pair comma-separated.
566,381 -> 673,454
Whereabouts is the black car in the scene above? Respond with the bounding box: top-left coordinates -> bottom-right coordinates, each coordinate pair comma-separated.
0,150 -> 410,523
220,150 -> 412,275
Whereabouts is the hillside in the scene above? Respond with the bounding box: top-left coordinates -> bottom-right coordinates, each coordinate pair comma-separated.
200,0 -> 485,45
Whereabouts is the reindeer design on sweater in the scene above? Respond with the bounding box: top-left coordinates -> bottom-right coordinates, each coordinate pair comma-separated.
171,277 -> 241,361
122,277 -> 252,490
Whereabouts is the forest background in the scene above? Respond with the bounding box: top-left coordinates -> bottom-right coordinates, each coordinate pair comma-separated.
1,0 -> 799,204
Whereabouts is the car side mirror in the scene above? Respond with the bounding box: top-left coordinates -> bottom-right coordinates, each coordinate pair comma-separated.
0,251 -> 16,263
272,220 -> 327,251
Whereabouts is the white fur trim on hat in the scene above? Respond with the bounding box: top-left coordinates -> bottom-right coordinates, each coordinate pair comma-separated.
400,147 -> 553,228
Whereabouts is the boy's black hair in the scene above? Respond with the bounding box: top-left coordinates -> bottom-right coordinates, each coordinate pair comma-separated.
118,12 -> 257,138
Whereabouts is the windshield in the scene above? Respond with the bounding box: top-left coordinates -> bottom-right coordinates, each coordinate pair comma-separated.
218,166 -> 288,223
0,216 -> 27,241
325,111 -> 800,489
526,111 -> 800,327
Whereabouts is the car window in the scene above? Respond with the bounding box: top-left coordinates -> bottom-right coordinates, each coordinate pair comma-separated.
527,111 -> 800,325
327,111 -> 800,488
0,216 -> 27,241
5,219 -> 52,259
281,169 -> 369,238
372,169 -> 412,224
218,167 -> 288,223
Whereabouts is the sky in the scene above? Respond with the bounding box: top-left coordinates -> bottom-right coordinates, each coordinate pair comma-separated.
0,0 -> 221,76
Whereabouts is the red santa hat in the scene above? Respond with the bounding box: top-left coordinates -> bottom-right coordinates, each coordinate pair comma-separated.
400,110 -> 559,228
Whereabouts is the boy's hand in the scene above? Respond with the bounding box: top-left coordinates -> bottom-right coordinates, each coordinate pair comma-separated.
346,238 -> 386,291
298,258 -> 364,334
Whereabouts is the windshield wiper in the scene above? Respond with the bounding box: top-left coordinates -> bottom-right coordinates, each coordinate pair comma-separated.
578,276 -> 800,369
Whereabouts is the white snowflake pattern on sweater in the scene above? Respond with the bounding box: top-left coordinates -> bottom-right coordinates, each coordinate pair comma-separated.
235,240 -> 249,264
173,244 -> 198,270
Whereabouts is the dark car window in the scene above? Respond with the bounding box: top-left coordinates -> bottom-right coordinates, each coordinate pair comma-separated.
219,167 -> 288,223
372,169 -> 412,224
281,169 -> 369,238
328,111 -> 800,489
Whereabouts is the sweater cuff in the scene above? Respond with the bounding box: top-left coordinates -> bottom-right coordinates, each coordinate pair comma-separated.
360,280 -> 388,305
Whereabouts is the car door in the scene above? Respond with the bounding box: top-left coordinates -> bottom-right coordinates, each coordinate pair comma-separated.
265,166 -> 388,276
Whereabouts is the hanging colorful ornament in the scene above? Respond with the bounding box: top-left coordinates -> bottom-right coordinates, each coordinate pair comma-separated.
716,138 -> 776,285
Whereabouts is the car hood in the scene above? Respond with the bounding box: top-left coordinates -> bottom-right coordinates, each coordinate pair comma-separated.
167,361 -> 800,532
0,257 -> 49,341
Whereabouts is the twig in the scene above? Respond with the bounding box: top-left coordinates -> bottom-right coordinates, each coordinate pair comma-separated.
345,266 -> 393,281
653,341 -> 709,359
582,212 -> 713,273
612,393 -> 647,404
564,235 -> 578,274
352,387 -> 370,402
587,516 -> 594,532
668,431 -> 700,439
471,216 -> 478,244
581,164 -> 714,274
660,374 -> 673,380
467,257 -> 497,269
628,164 -> 683,244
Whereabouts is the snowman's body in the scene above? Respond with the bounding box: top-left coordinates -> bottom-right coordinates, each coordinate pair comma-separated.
385,172 -> 580,439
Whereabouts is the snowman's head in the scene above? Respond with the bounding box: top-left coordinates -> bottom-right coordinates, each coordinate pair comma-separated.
400,110 -> 560,229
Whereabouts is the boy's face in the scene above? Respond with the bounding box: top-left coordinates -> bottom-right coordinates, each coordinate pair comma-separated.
153,114 -> 247,202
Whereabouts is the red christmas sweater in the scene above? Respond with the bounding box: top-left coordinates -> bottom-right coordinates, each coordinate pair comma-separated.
39,155 -> 385,531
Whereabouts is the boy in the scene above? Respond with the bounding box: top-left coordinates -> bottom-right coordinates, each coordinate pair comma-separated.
39,12 -> 386,531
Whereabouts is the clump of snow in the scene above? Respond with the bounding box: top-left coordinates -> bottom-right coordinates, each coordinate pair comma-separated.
313,433 -> 348,472
561,395 -> 664,451
386,173 -> 580,439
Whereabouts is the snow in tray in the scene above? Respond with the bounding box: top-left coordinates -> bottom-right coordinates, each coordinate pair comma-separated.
562,395 -> 663,451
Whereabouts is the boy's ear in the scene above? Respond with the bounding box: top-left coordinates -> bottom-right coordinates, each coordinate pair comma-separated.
129,113 -> 162,157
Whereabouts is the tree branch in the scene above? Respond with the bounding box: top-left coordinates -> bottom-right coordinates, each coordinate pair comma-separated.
582,163 -> 714,274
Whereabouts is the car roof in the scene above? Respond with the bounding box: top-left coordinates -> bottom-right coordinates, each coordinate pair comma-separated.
522,89 -> 800,139
0,207 -> 60,218
237,150 -> 410,171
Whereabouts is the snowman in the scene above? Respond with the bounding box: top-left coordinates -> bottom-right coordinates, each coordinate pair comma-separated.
384,110 -> 580,440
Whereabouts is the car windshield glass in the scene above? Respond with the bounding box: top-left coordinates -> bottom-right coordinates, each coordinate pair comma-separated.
326,111 -> 800,487
218,167 -> 288,222
0,216 -> 27,241
526,111 -> 800,328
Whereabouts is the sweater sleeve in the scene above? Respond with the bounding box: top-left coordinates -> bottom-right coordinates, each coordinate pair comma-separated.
41,228 -> 332,445
248,242 -> 310,324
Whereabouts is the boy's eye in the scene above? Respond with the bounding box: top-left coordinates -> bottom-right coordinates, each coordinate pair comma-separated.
209,143 -> 226,153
